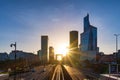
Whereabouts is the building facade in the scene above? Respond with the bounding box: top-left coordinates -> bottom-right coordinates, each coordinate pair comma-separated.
41,35 -> 49,64
49,46 -> 54,63
80,14 -> 97,51
9,50 -> 39,65
0,52 -> 8,61
69,31 -> 80,65
37,50 -> 42,61
80,14 -> 97,61
69,31 -> 78,52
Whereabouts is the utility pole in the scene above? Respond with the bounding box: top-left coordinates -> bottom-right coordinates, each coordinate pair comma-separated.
10,42 -> 17,80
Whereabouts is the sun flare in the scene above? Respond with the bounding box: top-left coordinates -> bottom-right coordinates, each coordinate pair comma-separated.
57,55 -> 62,61
56,43 -> 69,56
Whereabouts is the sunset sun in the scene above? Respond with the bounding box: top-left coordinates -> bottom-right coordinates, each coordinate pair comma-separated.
56,43 -> 69,56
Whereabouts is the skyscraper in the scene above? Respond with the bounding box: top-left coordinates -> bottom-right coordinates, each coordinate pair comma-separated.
69,31 -> 78,52
41,35 -> 49,63
49,46 -> 54,63
80,14 -> 97,51
80,14 -> 97,61
69,31 -> 80,65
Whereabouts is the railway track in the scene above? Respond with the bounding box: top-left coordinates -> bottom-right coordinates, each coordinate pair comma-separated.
51,65 -> 72,80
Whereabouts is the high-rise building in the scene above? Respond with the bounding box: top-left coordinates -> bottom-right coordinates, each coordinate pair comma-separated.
80,14 -> 97,51
41,35 -> 49,63
80,14 -> 97,61
69,31 -> 78,52
69,31 -> 80,65
49,46 -> 54,63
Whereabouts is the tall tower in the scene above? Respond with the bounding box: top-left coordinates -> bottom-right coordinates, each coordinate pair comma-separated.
70,31 -> 78,53
81,14 -> 97,51
41,35 -> 49,63
80,14 -> 97,61
84,14 -> 90,32
69,31 -> 80,65
49,46 -> 54,63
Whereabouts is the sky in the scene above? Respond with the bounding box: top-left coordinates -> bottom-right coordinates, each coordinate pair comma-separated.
0,0 -> 120,54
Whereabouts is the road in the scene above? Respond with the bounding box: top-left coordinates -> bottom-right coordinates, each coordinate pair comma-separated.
0,64 -> 105,80
51,64 -> 72,80
5,64 -> 55,80
25,65 -> 54,80
22,65 -> 53,80
64,65 -> 85,80
51,65 -> 64,80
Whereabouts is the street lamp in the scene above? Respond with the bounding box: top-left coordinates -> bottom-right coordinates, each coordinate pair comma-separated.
114,34 -> 120,76
10,42 -> 17,80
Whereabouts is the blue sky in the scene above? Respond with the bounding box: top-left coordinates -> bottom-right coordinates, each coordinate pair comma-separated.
0,0 -> 120,54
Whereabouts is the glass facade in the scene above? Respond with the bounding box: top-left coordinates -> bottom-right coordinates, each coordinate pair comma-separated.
81,14 -> 97,51
84,14 -> 90,32
41,36 -> 49,63
70,31 -> 78,51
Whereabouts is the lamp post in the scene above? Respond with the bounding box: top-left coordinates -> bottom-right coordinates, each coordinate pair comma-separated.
114,34 -> 120,76
10,42 -> 17,80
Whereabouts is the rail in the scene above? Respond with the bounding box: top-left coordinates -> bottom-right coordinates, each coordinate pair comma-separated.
51,65 -> 64,80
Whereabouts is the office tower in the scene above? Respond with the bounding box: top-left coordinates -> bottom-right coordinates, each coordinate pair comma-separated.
41,35 -> 49,63
49,46 -> 54,63
69,31 -> 78,52
69,30 -> 80,66
80,14 -> 97,61
80,14 -> 97,51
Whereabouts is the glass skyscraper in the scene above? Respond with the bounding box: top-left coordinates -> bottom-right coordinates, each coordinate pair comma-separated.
70,31 -> 78,52
80,14 -> 97,52
41,35 -> 49,63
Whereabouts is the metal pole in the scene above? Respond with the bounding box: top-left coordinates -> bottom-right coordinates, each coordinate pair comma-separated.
10,42 -> 17,80
109,64 -> 111,78
14,42 -> 16,80
114,34 -> 120,78
116,35 -> 118,52
114,34 -> 119,52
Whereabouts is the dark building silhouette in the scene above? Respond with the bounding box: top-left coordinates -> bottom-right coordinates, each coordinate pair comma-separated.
80,14 -> 98,61
9,50 -> 39,64
9,50 -> 37,59
114,50 -> 120,64
37,50 -> 42,61
69,31 -> 80,66
49,46 -> 54,63
0,52 -> 8,61
69,31 -> 78,52
41,35 -> 49,63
